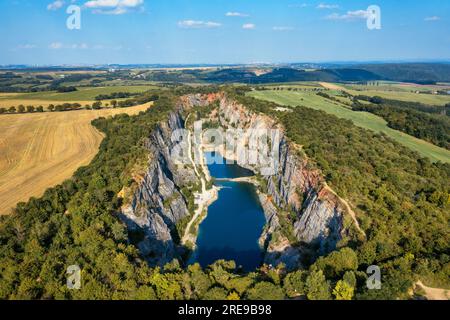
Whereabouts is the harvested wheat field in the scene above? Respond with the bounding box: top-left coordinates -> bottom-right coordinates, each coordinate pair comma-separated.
0,103 -> 152,215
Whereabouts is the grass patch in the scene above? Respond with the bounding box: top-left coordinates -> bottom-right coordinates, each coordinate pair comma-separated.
248,90 -> 450,163
0,85 -> 158,102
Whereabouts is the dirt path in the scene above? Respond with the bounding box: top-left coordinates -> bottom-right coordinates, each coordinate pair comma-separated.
319,82 -> 347,91
181,114 -> 218,246
0,103 -> 152,215
323,182 -> 366,237
415,281 -> 450,300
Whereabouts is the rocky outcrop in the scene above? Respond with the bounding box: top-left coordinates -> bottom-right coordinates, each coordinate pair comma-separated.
121,108 -> 197,267
120,92 -> 358,270
213,95 -> 355,269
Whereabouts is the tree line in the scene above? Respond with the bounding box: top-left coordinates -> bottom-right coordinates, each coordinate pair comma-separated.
352,96 -> 450,150
0,86 -> 447,300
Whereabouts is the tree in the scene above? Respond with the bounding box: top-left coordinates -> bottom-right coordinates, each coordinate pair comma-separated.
208,260 -> 236,286
246,282 -> 285,300
305,270 -> 331,300
18,105 -> 25,113
283,270 -> 306,297
111,100 -> 118,108
225,276 -> 254,295
188,264 -> 211,299
26,105 -> 35,113
312,248 -> 358,278
92,101 -> 102,110
8,106 -> 16,113
203,287 -> 228,300
343,271 -> 357,288
333,280 -> 354,300
0,107 -> 6,114
36,106 -> 44,112
133,286 -> 157,300
57,86 -> 77,93
227,292 -> 240,300
48,104 -> 55,112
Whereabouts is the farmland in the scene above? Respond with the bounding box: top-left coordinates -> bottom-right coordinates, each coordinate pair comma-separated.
0,103 -> 152,215
248,89 -> 450,163
0,85 -> 158,108
320,82 -> 450,106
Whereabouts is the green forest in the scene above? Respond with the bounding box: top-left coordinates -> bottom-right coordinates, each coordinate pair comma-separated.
352,95 -> 450,150
0,86 -> 448,300
232,88 -> 449,293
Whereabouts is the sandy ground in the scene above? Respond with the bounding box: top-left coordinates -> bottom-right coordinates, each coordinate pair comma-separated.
0,103 -> 152,215
415,281 -> 450,300
181,114 -> 218,246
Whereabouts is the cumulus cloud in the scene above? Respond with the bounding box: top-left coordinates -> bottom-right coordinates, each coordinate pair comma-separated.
325,10 -> 369,21
242,23 -> 255,30
83,0 -> 144,14
317,3 -> 339,9
425,16 -> 440,21
47,0 -> 65,11
178,20 -> 222,29
225,12 -> 249,17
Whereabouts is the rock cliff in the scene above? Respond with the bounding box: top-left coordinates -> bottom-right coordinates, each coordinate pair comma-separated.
213,94 -> 358,269
120,107 -> 197,266
121,92 -> 359,270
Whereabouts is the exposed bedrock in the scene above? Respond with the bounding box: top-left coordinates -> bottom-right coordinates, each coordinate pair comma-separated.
215,95 -> 352,269
121,93 -> 356,270
121,108 -> 197,266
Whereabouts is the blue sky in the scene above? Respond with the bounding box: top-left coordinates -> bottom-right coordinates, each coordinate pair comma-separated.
0,0 -> 449,65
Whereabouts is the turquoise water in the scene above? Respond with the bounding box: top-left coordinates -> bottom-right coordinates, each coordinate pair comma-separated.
190,152 -> 266,271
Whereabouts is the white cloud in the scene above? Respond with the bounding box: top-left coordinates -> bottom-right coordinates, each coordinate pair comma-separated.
49,42 -> 89,49
425,16 -> 440,21
178,20 -> 222,28
225,12 -> 249,17
242,23 -> 255,30
317,3 -> 339,9
325,10 -> 369,21
83,0 -> 144,14
273,26 -> 294,31
18,44 -> 37,49
289,3 -> 308,8
47,0 -> 65,11
49,42 -> 63,49
84,0 -> 143,7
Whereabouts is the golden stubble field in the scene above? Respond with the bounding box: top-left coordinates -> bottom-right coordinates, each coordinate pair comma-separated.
0,103 -> 152,215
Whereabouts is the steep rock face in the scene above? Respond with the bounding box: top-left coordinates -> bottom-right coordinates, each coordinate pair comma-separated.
214,95 -> 348,268
294,188 -> 342,254
121,109 -> 197,267
120,92 -> 353,270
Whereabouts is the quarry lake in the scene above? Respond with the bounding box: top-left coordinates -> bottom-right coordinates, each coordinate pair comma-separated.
190,152 -> 266,271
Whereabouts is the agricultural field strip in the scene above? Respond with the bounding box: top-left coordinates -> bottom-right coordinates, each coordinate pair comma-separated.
0,103 -> 152,215
320,82 -> 450,106
0,85 -> 157,102
248,90 -> 450,164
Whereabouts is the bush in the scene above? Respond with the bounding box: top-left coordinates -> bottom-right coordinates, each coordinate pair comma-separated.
246,282 -> 285,300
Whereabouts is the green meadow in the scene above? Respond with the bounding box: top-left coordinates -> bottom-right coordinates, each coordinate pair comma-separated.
248,90 -> 450,164
339,84 -> 450,106
0,85 -> 157,102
